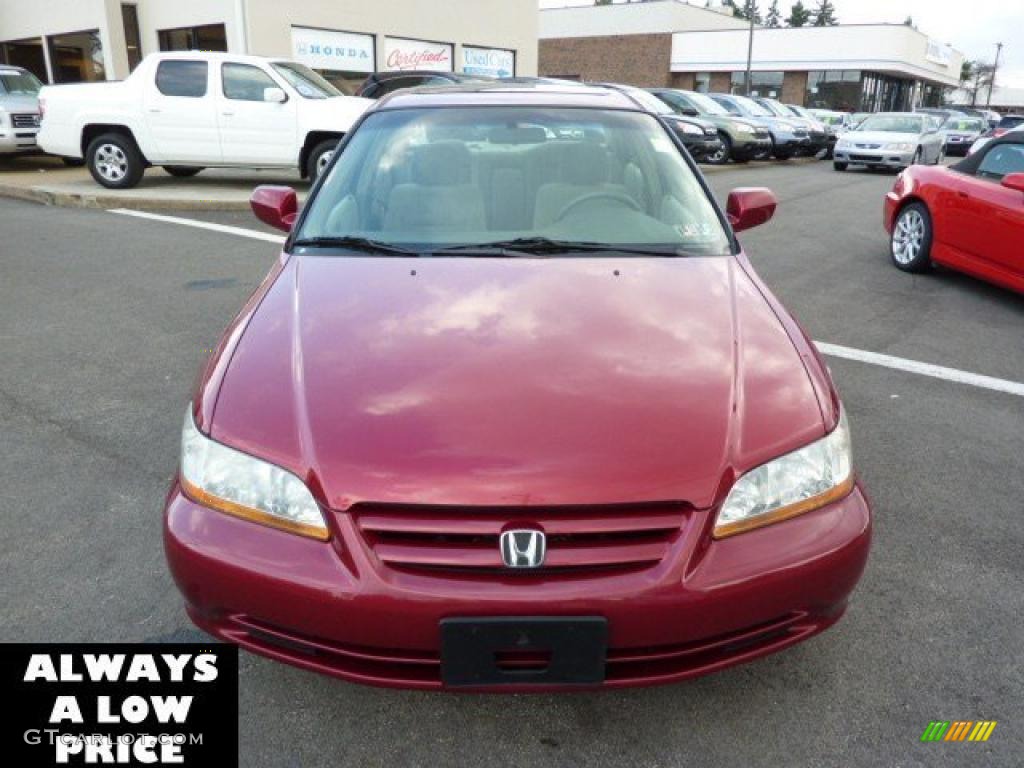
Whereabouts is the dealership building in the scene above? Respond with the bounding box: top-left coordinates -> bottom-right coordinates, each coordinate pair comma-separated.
540,0 -> 964,111
0,0 -> 537,92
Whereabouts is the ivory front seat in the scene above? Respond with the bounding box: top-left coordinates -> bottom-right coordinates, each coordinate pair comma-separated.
383,141 -> 486,235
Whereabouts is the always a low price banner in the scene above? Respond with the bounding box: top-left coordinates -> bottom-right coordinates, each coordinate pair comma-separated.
3,644 -> 238,766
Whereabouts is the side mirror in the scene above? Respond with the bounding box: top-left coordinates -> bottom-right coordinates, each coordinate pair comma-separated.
1001,172 -> 1024,194
726,187 -> 777,232
263,87 -> 287,104
251,185 -> 297,232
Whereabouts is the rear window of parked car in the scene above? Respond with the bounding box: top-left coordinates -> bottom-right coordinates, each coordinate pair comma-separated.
155,61 -> 208,98
977,143 -> 1024,180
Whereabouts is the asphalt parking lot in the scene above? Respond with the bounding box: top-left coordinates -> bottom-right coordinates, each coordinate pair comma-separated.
1,159 -> 1021,767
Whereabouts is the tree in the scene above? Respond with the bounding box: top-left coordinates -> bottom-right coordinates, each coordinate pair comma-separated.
965,60 -> 996,106
787,1 -> 811,27
904,16 -> 914,27
723,0 -> 762,23
811,0 -> 838,26
766,0 -> 782,27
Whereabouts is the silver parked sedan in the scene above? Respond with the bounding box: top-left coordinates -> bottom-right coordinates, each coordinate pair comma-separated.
832,113 -> 944,171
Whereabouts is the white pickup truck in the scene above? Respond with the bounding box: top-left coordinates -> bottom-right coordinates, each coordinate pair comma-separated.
38,51 -> 371,189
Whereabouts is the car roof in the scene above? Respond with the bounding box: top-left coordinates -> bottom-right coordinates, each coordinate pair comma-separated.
151,50 -> 292,67
374,82 -> 643,111
0,65 -> 30,74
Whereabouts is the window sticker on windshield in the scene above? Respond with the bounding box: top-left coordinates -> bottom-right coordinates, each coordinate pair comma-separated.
676,222 -> 719,242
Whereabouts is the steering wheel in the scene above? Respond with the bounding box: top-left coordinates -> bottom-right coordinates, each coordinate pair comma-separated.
554,191 -> 642,223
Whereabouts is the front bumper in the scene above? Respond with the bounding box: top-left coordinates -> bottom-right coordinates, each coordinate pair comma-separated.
834,146 -> 915,168
681,134 -> 724,161
165,479 -> 872,691
731,135 -> 773,160
0,128 -> 40,154
943,136 -> 974,156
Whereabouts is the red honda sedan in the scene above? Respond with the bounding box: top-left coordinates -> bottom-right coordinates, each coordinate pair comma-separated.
884,132 -> 1024,293
164,84 -> 872,691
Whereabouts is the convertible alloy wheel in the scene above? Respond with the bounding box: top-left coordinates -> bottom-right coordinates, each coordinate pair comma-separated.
890,203 -> 932,272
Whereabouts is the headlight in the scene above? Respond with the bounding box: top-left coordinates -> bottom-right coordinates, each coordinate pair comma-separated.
676,122 -> 703,135
886,142 -> 914,151
835,138 -> 850,148
180,407 -> 329,540
714,409 -> 854,538
731,122 -> 755,134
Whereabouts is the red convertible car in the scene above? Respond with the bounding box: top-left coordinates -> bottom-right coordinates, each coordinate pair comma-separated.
885,132 -> 1024,293
165,84 -> 871,691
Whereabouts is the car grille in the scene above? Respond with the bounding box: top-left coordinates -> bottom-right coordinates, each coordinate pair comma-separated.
11,113 -> 40,129
351,502 -> 688,576
850,154 -> 883,162
793,128 -> 808,137
855,143 -> 881,149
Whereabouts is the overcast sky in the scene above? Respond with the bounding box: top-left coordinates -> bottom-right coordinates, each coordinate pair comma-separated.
538,0 -> 1024,88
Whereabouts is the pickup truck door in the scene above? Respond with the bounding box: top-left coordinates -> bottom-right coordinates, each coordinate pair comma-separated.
216,62 -> 297,166
142,59 -> 222,163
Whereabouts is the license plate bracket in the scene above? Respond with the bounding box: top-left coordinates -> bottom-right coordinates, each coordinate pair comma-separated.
441,616 -> 607,687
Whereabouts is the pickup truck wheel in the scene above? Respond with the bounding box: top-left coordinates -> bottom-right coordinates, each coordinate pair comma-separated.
308,139 -> 339,179
87,134 -> 144,189
163,166 -> 203,178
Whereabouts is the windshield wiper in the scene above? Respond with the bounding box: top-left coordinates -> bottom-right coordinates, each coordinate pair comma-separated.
291,236 -> 424,256
432,237 -> 695,257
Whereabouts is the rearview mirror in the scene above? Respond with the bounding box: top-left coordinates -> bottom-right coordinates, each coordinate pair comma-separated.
251,185 -> 297,232
263,87 -> 287,103
1001,172 -> 1024,194
679,106 -> 699,117
726,187 -> 777,232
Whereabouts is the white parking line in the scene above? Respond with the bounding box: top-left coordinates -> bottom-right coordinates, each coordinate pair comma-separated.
109,208 -> 1024,399
815,342 -> 1024,398
108,208 -> 286,244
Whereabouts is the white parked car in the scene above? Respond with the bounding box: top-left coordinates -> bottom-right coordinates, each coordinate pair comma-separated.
38,52 -> 371,189
832,112 -> 944,171
0,65 -> 44,156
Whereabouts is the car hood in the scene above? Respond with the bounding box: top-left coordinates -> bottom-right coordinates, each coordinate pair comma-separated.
0,94 -> 39,112
208,255 -> 826,511
300,94 -> 373,130
845,130 -> 921,144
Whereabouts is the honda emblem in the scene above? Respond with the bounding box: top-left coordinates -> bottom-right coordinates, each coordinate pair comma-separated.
500,529 -> 546,568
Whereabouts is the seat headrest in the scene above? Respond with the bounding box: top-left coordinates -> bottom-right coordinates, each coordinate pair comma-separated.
410,141 -> 473,186
558,142 -> 608,185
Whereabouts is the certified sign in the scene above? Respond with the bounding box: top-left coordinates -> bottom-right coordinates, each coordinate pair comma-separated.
384,37 -> 453,72
291,27 -> 374,73
462,46 -> 515,78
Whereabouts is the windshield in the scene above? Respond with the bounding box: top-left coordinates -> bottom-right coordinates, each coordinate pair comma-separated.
942,118 -> 984,132
270,62 -> 342,99
297,106 -> 730,255
729,95 -> 773,117
684,91 -> 729,116
0,69 -> 42,95
857,115 -> 926,133
757,99 -> 789,117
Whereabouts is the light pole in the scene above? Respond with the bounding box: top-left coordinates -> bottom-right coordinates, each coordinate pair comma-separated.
744,7 -> 755,96
986,42 -> 1003,108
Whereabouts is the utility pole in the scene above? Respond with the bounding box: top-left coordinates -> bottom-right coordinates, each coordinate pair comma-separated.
986,42 -> 1002,108
744,7 -> 755,96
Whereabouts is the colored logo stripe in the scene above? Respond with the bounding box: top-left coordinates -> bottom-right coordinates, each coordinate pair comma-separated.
921,721 -> 996,742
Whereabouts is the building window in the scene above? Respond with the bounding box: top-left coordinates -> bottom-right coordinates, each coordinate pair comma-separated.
731,71 -> 783,97
48,30 -> 106,83
805,70 -> 862,111
158,23 -> 227,53
0,37 -> 48,82
694,72 -> 711,93
155,60 -> 208,97
121,4 -> 142,71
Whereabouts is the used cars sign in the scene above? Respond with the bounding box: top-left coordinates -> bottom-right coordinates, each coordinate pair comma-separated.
462,46 -> 515,78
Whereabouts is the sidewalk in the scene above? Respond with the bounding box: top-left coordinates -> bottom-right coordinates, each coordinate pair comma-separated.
0,156 -> 310,211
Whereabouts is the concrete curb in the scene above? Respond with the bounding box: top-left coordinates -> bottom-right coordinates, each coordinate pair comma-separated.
0,182 -> 255,211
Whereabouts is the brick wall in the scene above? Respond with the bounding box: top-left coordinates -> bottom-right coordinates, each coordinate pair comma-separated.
539,34 -> 673,86
668,72 -> 696,90
782,71 -> 808,106
709,72 -> 732,93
